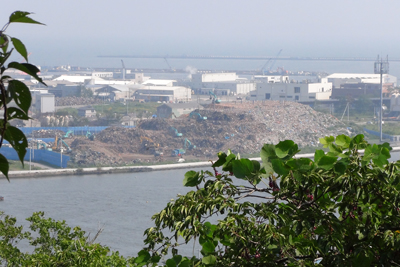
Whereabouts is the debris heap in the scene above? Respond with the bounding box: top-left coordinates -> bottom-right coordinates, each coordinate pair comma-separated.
53,101 -> 348,166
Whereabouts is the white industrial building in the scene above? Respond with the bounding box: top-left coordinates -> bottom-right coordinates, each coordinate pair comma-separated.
91,72 -> 113,78
53,75 -> 93,84
250,79 -> 332,102
35,93 -> 55,113
191,72 -> 256,95
326,73 -> 397,88
390,94 -> 400,112
142,79 -> 176,87
198,81 -> 256,96
253,75 -> 290,83
134,86 -> 191,102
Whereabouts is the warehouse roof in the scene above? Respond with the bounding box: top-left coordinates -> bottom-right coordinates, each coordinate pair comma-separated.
142,79 -> 176,86
326,73 -> 390,79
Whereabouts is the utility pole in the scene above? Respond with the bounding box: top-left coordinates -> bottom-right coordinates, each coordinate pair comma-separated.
374,55 -> 389,142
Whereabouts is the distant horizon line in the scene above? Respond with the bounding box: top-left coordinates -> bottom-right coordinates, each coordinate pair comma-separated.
98,55 -> 400,62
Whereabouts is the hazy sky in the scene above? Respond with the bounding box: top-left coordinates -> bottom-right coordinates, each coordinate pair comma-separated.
1,0 -> 399,66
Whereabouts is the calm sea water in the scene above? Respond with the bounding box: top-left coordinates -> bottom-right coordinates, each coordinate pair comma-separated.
1,152 -> 400,257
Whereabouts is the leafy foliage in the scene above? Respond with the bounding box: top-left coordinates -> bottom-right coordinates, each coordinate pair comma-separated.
0,211 -> 131,266
132,134 -> 400,266
0,11 -> 46,179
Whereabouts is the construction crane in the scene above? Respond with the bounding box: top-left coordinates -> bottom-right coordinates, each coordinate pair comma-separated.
170,127 -> 183,137
63,130 -> 74,138
184,138 -> 196,150
56,137 -> 72,153
140,136 -> 159,148
209,90 -> 221,104
163,57 -> 173,71
52,135 -> 59,151
121,59 -> 126,80
261,49 -> 283,75
189,111 -> 207,121
269,49 -> 283,72
86,131 -> 95,141
171,149 -> 185,157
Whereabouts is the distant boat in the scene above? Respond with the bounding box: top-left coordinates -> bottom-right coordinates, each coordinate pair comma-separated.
0,196 -> 4,201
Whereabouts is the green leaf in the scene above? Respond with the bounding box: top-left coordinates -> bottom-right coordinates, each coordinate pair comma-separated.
372,153 -> 388,169
319,136 -> 334,148
286,158 -> 314,172
212,152 -> 227,167
134,250 -> 151,264
251,160 -> 260,171
271,158 -> 289,176
4,126 -> 28,164
178,260 -> 191,267
261,144 -> 276,161
314,149 -> 325,163
232,159 -> 253,179
7,107 -> 29,120
202,255 -> 216,265
317,155 -> 337,170
183,171 -> 201,187
172,255 -> 183,265
7,80 -> 32,114
201,241 -> 216,254
334,160 -> 347,175
222,153 -> 236,172
10,37 -> 28,62
328,143 -> 342,155
7,62 -> 45,85
335,134 -> 351,148
275,140 -> 295,158
9,11 -> 44,25
0,34 -> 9,54
0,153 -> 9,180
350,134 -> 365,149
166,259 -> 177,267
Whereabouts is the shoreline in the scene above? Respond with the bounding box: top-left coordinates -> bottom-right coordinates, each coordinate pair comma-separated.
7,146 -> 400,178
7,161 -> 215,178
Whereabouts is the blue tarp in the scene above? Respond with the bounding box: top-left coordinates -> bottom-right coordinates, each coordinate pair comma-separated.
0,147 -> 69,168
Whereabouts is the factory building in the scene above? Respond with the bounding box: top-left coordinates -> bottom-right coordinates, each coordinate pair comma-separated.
191,72 -> 255,95
253,75 -> 290,83
326,73 -> 397,88
250,79 -> 332,102
35,93 -> 55,113
46,81 -> 81,97
142,79 -> 176,87
327,73 -> 397,99
134,86 -> 191,102
92,72 -> 113,78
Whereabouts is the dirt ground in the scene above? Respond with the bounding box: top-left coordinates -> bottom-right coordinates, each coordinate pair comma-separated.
43,101 -> 348,167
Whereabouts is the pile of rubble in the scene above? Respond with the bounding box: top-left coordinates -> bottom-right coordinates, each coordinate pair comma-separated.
55,97 -> 103,106
70,148 -> 123,166
65,101 -> 347,167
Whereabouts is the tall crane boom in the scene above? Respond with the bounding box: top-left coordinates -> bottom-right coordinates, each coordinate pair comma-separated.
121,59 -> 126,80
261,49 -> 283,75
163,57 -> 172,70
269,49 -> 283,72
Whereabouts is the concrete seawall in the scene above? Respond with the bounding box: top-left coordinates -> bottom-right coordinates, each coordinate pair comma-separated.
7,147 -> 400,178
8,161 -> 215,178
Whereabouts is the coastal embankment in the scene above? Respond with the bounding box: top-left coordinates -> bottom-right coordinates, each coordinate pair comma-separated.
8,161 -> 214,178
8,146 -> 400,178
